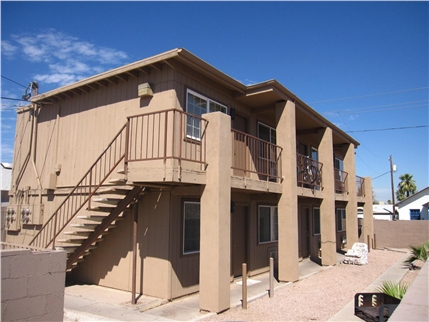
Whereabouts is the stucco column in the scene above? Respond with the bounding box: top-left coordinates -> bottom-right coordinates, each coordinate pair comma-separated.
276,101 -> 299,282
200,112 -> 231,313
363,176 -> 374,248
344,143 -> 358,248
318,127 -> 336,266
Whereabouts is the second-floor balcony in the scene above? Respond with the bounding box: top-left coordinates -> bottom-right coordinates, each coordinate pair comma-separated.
124,109 -> 362,197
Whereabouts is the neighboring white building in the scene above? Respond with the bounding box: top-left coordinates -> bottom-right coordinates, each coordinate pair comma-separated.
1,162 -> 12,242
373,204 -> 395,221
397,187 -> 429,220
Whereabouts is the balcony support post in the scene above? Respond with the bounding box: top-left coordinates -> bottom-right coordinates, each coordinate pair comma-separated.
363,177 -> 374,249
199,112 -> 231,313
318,127 -> 337,266
344,143 -> 358,249
276,100 -> 299,282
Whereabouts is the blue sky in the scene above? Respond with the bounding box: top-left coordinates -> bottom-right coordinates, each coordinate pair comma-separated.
1,1 -> 428,202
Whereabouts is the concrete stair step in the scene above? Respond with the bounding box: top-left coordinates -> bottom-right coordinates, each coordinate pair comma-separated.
70,223 -> 115,229
108,177 -> 126,184
59,245 -> 97,254
57,237 -> 104,244
91,197 -> 122,205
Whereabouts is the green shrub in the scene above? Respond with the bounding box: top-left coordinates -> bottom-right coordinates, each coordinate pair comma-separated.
404,241 -> 429,265
376,280 -> 409,300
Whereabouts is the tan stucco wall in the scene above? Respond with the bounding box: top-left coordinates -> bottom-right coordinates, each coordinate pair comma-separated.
374,220 -> 429,249
1,247 -> 66,322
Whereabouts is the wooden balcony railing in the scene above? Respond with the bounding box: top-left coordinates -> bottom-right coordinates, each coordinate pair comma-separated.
356,176 -> 365,197
231,129 -> 283,183
296,153 -> 323,188
334,168 -> 348,193
126,109 -> 208,167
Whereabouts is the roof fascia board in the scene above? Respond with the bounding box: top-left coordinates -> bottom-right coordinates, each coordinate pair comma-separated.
248,80 -> 359,147
176,49 -> 246,94
31,48 -> 182,103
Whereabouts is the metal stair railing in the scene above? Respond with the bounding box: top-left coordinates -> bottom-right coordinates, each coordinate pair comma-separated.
29,123 -> 128,249
66,185 -> 144,269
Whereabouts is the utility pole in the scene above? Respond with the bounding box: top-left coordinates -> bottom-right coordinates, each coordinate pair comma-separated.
389,155 -> 396,220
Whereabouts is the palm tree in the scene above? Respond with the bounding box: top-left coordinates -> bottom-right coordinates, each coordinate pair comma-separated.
396,173 -> 417,201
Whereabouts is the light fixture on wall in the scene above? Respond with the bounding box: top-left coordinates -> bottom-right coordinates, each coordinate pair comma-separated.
138,83 -> 153,98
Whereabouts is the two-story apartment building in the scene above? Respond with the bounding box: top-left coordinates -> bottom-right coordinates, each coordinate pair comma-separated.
5,48 -> 373,313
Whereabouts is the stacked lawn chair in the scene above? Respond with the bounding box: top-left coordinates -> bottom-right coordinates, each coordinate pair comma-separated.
343,242 -> 368,265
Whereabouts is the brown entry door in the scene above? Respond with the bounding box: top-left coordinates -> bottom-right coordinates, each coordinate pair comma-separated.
231,206 -> 247,277
298,206 -> 310,259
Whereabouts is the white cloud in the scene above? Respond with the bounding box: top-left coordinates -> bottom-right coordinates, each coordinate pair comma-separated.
6,29 -> 129,87
34,73 -> 84,86
1,40 -> 18,58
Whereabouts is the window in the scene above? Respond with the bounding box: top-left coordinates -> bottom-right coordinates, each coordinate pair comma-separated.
186,89 -> 227,139
258,122 -> 276,145
336,208 -> 346,231
258,205 -> 278,243
410,209 -> 421,220
183,202 -> 200,254
313,207 -> 321,235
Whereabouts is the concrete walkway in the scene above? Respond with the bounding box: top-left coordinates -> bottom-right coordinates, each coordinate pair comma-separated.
64,253 -> 343,321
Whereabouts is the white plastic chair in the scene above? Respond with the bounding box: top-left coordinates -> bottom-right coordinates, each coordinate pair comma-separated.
343,242 -> 368,265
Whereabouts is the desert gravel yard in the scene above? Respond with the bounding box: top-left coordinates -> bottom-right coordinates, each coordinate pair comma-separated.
202,249 -> 412,322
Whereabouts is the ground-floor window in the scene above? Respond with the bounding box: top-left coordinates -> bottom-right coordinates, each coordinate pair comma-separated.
313,207 -> 321,235
183,201 -> 200,254
336,208 -> 346,231
410,209 -> 421,220
258,205 -> 278,243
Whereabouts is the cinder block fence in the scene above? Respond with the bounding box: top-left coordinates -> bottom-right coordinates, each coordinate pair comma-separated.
1,244 -> 66,321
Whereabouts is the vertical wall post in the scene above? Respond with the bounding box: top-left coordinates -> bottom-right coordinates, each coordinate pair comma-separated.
242,263 -> 247,309
269,257 -> 274,298
318,127 -> 337,266
344,143 -> 358,248
275,100 -> 299,282
131,201 -> 138,304
200,112 -> 231,313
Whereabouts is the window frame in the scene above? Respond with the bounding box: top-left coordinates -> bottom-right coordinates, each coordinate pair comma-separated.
336,208 -> 346,232
410,209 -> 421,220
183,201 -> 201,255
186,89 -> 227,140
313,207 -> 321,235
258,205 -> 278,244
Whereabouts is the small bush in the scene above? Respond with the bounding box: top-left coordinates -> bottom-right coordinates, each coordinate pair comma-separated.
404,241 -> 429,265
376,280 -> 409,300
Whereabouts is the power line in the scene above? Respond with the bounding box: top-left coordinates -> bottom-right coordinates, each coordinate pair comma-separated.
1,96 -> 27,102
325,100 -> 428,114
309,87 -> 429,104
372,171 -> 390,180
333,104 -> 428,115
1,75 -> 27,88
337,112 -> 386,162
346,125 -> 428,133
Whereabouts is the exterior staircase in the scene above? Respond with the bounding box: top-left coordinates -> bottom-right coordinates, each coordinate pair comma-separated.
28,123 -> 145,271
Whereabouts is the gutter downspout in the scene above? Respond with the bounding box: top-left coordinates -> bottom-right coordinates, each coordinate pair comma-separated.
30,103 -> 43,204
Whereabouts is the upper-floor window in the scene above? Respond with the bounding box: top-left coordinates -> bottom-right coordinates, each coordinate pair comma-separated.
186,89 -> 227,139
258,122 -> 276,144
259,205 -> 278,243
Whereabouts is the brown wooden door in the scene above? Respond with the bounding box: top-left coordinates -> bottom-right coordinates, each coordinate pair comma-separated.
231,206 -> 247,277
298,206 -> 310,259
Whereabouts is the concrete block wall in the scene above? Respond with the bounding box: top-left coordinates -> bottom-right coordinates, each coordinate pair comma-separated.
374,220 -> 429,249
1,248 -> 67,321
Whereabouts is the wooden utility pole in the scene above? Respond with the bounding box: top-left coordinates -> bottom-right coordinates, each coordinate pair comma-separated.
389,156 -> 396,220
